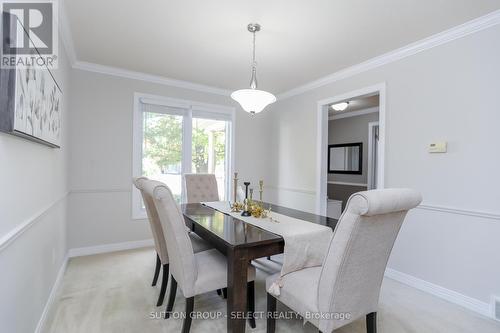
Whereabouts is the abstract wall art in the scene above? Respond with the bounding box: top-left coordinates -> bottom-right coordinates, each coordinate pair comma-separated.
0,12 -> 62,148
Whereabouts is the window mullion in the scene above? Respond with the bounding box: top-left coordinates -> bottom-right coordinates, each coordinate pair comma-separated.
182,107 -> 193,175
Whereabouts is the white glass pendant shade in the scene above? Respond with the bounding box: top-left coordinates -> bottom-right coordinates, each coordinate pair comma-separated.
231,88 -> 276,114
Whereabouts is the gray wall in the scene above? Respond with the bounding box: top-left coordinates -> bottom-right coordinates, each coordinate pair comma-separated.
0,36 -> 71,332
265,24 -> 500,307
328,111 -> 379,184
67,69 -> 272,249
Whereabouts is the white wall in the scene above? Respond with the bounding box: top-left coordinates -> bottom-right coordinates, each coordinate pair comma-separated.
0,37 -> 71,332
67,70 -> 271,250
267,25 -> 500,308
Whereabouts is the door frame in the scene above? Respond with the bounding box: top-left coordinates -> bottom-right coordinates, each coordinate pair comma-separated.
315,83 -> 386,215
367,121 -> 380,190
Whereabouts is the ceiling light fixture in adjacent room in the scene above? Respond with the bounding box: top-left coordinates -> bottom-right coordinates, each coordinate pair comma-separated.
231,23 -> 276,114
330,101 -> 350,111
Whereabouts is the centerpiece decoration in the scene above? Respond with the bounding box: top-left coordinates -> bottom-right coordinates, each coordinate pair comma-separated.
230,173 -> 270,218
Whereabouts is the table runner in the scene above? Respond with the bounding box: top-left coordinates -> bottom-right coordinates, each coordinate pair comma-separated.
202,201 -> 333,296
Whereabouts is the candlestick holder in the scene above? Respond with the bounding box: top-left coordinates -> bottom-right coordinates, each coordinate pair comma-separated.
258,180 -> 264,207
231,172 -> 242,212
241,182 -> 252,217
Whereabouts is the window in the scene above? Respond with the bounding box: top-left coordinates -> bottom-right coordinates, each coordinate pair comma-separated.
132,93 -> 234,219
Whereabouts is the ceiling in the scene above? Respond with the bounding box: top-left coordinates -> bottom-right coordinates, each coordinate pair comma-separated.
329,95 -> 379,117
65,0 -> 500,94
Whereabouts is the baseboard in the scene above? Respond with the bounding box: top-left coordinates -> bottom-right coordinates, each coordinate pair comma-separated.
385,268 -> 491,319
68,239 -> 154,258
35,255 -> 68,333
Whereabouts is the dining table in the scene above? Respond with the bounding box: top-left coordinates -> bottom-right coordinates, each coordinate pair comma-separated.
181,202 -> 338,333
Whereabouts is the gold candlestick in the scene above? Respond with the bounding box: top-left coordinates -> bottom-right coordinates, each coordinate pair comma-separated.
231,172 -> 241,212
259,180 -> 264,206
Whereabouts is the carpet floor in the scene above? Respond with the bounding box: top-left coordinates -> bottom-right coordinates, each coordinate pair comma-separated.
44,247 -> 500,333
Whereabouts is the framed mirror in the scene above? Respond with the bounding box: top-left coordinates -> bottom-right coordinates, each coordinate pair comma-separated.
328,142 -> 362,174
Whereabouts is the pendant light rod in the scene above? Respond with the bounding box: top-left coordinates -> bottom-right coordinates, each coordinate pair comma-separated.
248,23 -> 260,89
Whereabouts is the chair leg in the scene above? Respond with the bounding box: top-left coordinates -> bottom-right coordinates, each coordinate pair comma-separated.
152,253 -> 161,286
222,287 -> 227,299
216,289 -> 222,296
182,297 -> 195,333
267,293 -> 277,333
267,256 -> 271,260
366,312 -> 377,333
156,264 -> 169,306
165,276 -> 177,319
247,281 -> 256,328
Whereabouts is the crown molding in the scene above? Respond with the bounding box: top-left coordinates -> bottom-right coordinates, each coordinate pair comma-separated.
58,0 -> 77,66
58,4 -> 231,96
277,9 -> 500,100
59,9 -> 500,99
73,61 -> 232,96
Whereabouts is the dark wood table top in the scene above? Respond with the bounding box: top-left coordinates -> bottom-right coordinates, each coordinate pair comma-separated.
181,201 -> 338,250
181,201 -> 338,333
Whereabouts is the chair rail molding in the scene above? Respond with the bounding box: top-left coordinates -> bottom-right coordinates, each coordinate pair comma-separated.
0,192 -> 69,252
417,204 -> 500,221
266,185 -> 316,195
327,181 -> 368,187
70,188 -> 131,194
278,9 -> 500,100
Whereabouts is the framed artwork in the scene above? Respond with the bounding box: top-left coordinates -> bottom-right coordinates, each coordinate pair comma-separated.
0,12 -> 62,148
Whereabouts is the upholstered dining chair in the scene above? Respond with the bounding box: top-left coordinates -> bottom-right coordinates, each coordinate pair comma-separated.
144,180 -> 257,333
183,173 -> 230,296
266,188 -> 422,333
133,177 -> 212,307
183,173 -> 220,203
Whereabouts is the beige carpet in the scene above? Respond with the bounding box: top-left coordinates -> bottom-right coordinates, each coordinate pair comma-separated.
45,247 -> 500,333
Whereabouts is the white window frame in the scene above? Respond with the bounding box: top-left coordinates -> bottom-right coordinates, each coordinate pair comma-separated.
132,92 -> 236,220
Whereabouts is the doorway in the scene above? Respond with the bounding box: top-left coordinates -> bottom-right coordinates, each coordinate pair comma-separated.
316,83 -> 386,216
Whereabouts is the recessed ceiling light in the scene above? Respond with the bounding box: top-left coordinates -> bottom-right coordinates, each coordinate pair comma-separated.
331,102 -> 349,112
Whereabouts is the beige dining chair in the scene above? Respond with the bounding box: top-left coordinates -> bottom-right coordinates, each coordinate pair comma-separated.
144,180 -> 257,333
133,177 -> 212,307
183,173 -> 220,203
266,188 -> 422,333
183,173 -> 231,296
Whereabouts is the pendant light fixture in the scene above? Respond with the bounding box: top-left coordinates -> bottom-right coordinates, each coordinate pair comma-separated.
231,23 -> 276,114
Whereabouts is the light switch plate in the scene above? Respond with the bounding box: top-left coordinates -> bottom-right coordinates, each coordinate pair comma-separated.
429,141 -> 447,153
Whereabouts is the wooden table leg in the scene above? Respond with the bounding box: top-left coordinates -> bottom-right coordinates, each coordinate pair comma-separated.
227,248 -> 248,333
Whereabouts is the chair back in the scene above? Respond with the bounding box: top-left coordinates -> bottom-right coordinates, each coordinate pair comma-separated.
144,180 -> 197,297
183,173 -> 219,203
133,177 -> 168,264
317,188 -> 422,332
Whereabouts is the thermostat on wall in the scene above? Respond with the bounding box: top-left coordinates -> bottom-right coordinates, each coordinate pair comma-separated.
428,141 -> 447,153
